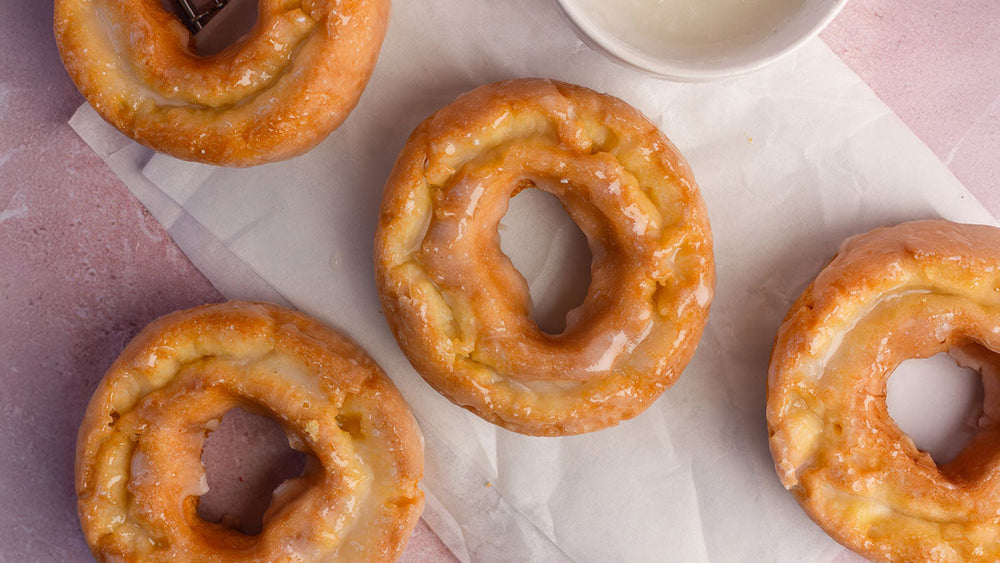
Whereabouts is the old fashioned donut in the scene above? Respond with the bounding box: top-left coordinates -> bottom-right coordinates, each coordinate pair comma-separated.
76,302 -> 423,561
54,0 -> 389,166
768,220 -> 1000,561
375,79 -> 714,436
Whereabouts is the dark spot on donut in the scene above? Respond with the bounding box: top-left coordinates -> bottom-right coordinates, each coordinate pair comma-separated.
109,410 -> 120,427
336,413 -> 364,439
513,178 -> 536,196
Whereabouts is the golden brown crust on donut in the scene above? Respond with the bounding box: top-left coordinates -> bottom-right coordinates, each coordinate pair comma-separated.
767,220 -> 1000,562
76,301 -> 423,562
54,0 -> 389,166
375,79 -> 714,436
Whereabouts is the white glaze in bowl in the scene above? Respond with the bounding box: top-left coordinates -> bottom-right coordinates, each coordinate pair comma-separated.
554,0 -> 849,81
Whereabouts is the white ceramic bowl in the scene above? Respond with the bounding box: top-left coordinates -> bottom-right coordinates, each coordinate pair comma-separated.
554,0 -> 849,81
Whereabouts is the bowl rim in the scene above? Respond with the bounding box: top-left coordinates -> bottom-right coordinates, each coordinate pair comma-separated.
553,0 -> 850,81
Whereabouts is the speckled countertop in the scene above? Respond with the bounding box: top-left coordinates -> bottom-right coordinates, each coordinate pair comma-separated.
1,0 -> 996,560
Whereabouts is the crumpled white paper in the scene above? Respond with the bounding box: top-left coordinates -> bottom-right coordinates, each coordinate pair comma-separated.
69,0 -> 996,561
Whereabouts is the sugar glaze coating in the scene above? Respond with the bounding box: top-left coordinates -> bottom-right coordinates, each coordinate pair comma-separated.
768,220 -> 1000,562
375,79 -> 714,436
54,0 -> 389,166
76,302 -> 423,561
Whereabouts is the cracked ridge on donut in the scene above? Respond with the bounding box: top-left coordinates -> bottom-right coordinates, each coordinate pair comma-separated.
767,220 -> 1000,562
76,302 -> 423,562
54,0 -> 390,165
375,79 -> 714,435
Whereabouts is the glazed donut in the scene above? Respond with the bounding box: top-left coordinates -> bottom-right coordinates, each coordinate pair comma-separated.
768,220 -> 1000,561
53,0 -> 389,166
76,302 -> 423,561
375,79 -> 714,436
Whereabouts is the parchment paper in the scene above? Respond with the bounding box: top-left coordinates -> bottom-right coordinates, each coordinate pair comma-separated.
69,0 -> 996,560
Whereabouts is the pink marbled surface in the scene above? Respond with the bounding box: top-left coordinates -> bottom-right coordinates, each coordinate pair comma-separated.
0,0 -> 995,561
821,0 -> 999,208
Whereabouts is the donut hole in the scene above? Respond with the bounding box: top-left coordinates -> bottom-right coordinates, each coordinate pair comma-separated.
197,407 -> 307,535
887,353 -> 984,465
499,187 -> 592,335
161,0 -> 258,56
